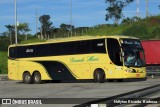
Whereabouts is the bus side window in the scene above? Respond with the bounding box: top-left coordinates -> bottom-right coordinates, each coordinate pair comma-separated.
61,42 -> 76,55
90,39 -> 106,53
76,40 -> 90,54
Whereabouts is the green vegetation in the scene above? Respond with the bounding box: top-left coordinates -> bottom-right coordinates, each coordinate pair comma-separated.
20,38 -> 46,44
105,0 -> 134,24
0,51 -> 8,74
84,25 -> 129,36
83,16 -> 160,40
122,24 -> 149,39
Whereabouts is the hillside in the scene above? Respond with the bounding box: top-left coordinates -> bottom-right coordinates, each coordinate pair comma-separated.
83,16 -> 160,40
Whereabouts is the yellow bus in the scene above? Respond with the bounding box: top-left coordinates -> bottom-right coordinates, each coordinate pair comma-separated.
8,36 -> 146,84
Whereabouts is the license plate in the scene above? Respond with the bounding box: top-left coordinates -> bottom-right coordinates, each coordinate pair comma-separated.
136,74 -> 140,77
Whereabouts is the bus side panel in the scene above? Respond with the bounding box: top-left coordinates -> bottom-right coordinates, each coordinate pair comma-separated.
75,64 -> 91,79
17,61 -> 52,80
8,59 -> 18,80
86,54 -> 117,79
36,61 -> 77,80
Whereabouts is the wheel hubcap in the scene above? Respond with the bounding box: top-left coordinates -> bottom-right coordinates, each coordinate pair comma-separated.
97,74 -> 100,80
35,76 -> 39,82
25,75 -> 30,81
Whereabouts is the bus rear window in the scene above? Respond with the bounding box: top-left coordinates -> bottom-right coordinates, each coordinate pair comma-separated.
9,47 -> 17,58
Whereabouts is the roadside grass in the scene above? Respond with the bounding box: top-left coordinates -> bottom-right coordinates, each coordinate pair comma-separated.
20,38 -> 46,44
84,25 -> 131,36
0,51 -> 8,74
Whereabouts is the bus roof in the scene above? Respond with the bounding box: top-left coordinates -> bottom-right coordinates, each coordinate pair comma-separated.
9,35 -> 138,47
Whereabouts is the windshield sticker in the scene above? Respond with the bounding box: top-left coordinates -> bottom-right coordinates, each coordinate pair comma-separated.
122,39 -> 142,48
124,41 -> 133,44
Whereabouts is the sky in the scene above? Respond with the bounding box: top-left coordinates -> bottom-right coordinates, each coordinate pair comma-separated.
0,0 -> 160,35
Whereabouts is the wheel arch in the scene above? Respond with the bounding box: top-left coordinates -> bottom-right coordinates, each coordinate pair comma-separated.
32,70 -> 41,76
93,68 -> 106,78
23,71 -> 30,76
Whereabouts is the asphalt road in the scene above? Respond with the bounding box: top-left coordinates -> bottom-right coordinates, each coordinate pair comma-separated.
0,78 -> 160,107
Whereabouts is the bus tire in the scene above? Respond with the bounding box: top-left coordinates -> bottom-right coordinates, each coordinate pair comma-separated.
23,72 -> 33,84
33,72 -> 42,84
94,69 -> 105,83
143,77 -> 147,81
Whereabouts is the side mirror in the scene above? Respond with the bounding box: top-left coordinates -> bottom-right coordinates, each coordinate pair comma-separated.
121,52 -> 124,57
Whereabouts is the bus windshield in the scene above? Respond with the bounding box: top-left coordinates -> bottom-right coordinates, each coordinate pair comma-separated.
121,39 -> 146,67
124,49 -> 146,67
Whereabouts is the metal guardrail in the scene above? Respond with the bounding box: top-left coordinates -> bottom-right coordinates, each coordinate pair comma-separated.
0,74 -> 8,80
74,84 -> 160,107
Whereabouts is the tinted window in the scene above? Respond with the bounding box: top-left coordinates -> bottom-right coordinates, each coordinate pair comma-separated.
75,39 -> 106,54
107,38 -> 122,66
35,44 -> 49,57
17,46 -> 36,58
9,39 -> 106,58
90,39 -> 106,53
61,42 -> 76,55
121,39 -> 142,49
9,47 -> 17,58
49,43 -> 62,56
76,40 -> 90,54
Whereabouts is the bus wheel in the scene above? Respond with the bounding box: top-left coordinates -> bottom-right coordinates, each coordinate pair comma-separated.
23,72 -> 33,84
143,77 -> 147,81
33,72 -> 42,84
94,69 -> 105,83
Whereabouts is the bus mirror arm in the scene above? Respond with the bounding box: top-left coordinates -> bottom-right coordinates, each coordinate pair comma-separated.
120,52 -> 123,62
121,52 -> 124,57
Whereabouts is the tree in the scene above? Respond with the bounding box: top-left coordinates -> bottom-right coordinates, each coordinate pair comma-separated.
132,16 -> 141,22
39,15 -> 53,39
5,25 -> 14,44
105,0 -> 134,24
121,16 -> 141,25
152,27 -> 160,39
60,23 -> 74,31
5,23 -> 31,43
121,17 -> 133,25
0,33 -> 10,51
18,23 -> 31,40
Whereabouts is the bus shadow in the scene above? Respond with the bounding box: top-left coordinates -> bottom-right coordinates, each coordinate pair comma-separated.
43,78 -> 147,84
16,78 -> 147,84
